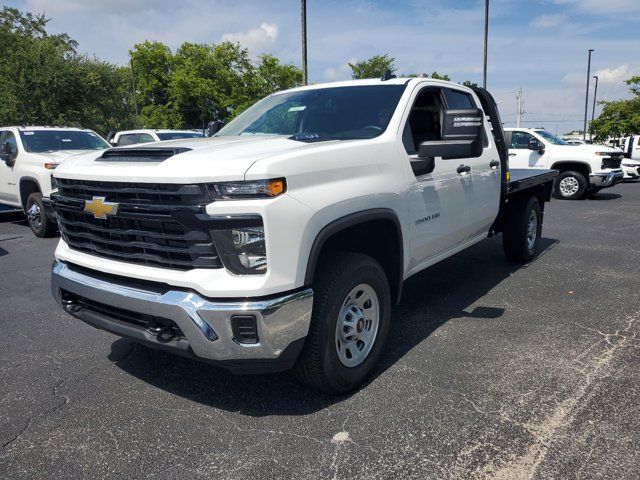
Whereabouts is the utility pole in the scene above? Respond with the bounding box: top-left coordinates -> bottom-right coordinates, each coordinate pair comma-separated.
583,49 -> 594,141
516,88 -> 524,128
130,57 -> 138,116
482,0 -> 489,89
301,0 -> 308,85
591,75 -> 599,123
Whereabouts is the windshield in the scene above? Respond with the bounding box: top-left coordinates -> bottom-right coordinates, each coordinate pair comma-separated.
218,85 -> 407,140
156,132 -> 204,140
19,130 -> 109,152
534,130 -> 568,145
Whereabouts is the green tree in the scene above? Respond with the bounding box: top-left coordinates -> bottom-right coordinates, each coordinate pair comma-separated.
349,54 -> 396,79
0,7 -> 133,135
590,76 -> 640,141
429,71 -> 451,81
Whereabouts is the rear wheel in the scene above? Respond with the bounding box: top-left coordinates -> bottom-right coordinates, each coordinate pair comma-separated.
503,196 -> 542,263
295,252 -> 391,394
26,192 -> 57,238
554,171 -> 587,199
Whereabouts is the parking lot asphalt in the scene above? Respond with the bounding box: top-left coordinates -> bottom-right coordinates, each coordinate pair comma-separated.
1,182 -> 639,480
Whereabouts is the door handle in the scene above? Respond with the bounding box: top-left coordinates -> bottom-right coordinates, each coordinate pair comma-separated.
508,153 -> 516,157
490,160 -> 500,169
457,164 -> 471,174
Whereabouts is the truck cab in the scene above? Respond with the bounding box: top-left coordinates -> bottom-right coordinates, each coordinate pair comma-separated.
50,79 -> 556,393
0,126 -> 109,236
505,128 -> 624,199
108,129 -> 204,147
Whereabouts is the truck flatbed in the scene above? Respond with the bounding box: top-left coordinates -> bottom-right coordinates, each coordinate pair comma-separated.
506,168 -> 558,195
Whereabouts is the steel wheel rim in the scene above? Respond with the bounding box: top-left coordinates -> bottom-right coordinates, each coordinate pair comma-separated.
526,209 -> 538,250
27,203 -> 42,229
335,283 -> 380,368
559,176 -> 579,197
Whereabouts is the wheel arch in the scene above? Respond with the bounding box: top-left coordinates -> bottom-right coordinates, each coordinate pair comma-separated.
304,209 -> 404,305
550,161 -> 591,178
19,176 -> 42,211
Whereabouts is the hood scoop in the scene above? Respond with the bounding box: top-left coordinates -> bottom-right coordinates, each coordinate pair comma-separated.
96,147 -> 192,162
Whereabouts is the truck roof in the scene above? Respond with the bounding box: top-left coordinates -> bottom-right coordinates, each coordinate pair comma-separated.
3,126 -> 95,132
116,129 -> 200,134
276,77 -> 473,95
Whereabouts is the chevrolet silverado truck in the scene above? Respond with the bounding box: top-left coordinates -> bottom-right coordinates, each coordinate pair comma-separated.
0,126 -> 110,237
505,128 -> 624,199
50,78 -> 557,394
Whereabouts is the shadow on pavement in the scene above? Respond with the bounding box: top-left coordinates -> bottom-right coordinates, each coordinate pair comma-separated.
111,236 -> 558,416
585,192 -> 622,201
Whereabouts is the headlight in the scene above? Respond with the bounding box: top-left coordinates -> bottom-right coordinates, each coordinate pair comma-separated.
594,152 -> 611,156
208,178 -> 286,199
211,225 -> 267,275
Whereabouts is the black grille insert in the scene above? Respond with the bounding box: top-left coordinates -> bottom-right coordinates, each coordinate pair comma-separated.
97,147 -> 192,162
602,155 -> 622,169
231,315 -> 259,344
53,179 -> 221,270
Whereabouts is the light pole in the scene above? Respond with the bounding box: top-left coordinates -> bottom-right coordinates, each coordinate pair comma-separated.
301,0 -> 308,85
591,75 -> 599,123
582,49 -> 594,141
483,0 -> 489,89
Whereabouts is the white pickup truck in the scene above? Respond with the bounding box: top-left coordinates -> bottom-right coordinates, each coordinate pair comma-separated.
0,126 -> 110,236
107,129 -> 204,147
505,128 -> 624,199
50,79 -> 557,393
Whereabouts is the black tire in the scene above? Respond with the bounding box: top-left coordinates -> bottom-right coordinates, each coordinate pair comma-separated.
25,192 -> 57,238
554,171 -> 587,200
502,196 -> 542,263
294,252 -> 391,395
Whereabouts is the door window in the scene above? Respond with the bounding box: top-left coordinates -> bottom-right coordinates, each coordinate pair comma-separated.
442,88 -> 475,109
138,133 -> 155,143
3,131 -> 18,158
510,131 -> 535,149
402,88 -> 443,155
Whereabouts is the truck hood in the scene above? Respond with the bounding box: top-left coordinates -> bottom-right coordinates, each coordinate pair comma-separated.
54,135 -> 333,183
31,150 -> 99,164
560,144 -> 619,155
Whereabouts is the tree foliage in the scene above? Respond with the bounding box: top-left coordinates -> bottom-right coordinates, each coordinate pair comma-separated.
0,7 -> 134,135
130,41 -> 301,129
590,76 -> 640,140
349,54 -> 396,79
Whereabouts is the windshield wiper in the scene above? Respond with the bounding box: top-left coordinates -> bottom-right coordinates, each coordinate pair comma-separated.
288,133 -> 338,143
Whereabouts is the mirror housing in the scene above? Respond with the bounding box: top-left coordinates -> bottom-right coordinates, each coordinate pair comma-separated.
528,138 -> 545,154
207,120 -> 223,137
410,157 -> 435,176
418,108 -> 483,160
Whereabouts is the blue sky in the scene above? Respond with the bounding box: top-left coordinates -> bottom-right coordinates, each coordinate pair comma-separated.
7,0 -> 640,133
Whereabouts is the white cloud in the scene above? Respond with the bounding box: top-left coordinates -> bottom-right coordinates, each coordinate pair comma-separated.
595,64 -> 633,83
221,23 -> 279,52
531,14 -> 568,29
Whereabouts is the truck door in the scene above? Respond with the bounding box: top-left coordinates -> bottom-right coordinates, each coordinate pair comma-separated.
507,130 -> 546,168
0,130 -> 20,205
442,87 -> 501,240
400,86 -> 473,270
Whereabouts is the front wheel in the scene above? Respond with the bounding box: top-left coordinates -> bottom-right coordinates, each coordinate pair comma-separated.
26,192 -> 57,238
554,171 -> 587,199
503,196 -> 542,263
294,252 -> 391,394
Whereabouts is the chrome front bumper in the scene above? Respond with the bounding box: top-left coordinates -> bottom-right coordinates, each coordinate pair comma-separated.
589,171 -> 624,188
51,260 -> 313,373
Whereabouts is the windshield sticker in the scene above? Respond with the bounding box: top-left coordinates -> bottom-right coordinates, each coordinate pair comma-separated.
61,138 -> 72,142
23,131 -> 34,135
288,105 -> 306,112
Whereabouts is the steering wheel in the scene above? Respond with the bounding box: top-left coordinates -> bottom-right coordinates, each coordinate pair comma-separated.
361,125 -> 383,132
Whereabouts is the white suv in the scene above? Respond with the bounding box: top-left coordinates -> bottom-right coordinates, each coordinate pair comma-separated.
505,128 -> 624,199
0,126 -> 109,236
108,129 -> 204,147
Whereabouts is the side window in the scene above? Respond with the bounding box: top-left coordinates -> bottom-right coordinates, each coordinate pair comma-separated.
510,131 -> 535,149
402,88 -> 443,155
138,133 -> 155,143
117,134 -> 139,146
443,88 -> 475,109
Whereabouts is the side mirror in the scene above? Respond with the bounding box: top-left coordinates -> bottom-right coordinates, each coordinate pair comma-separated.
207,120 -> 223,137
419,108 -> 484,160
528,138 -> 545,154
0,143 -> 14,166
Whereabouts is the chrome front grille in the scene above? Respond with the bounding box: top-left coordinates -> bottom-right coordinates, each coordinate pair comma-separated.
53,179 -> 222,270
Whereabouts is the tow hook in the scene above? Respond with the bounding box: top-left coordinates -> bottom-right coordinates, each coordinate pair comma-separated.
147,324 -> 178,343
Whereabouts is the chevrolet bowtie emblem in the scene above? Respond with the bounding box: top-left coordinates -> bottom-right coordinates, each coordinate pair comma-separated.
84,196 -> 118,219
